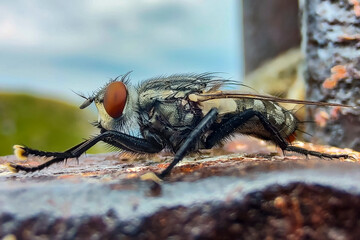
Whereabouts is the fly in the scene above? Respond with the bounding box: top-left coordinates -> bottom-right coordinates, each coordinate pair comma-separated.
8,72 -> 357,179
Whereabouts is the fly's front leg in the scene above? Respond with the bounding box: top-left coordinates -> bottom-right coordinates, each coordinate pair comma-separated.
205,109 -> 350,160
13,125 -> 159,160
9,131 -> 164,173
13,140 -> 89,160
158,108 -> 218,179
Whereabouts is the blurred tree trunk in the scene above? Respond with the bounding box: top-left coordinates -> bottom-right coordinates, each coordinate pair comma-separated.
243,0 -> 300,74
301,0 -> 360,150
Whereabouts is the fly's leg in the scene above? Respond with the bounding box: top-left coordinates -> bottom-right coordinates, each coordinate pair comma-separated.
158,108 -> 218,179
14,125 -> 158,160
284,146 -> 349,159
9,131 -> 164,173
13,140 -> 89,160
206,109 -> 288,149
205,109 -> 350,159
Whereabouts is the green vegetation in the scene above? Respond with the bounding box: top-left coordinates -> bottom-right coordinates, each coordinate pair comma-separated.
0,93 -> 105,156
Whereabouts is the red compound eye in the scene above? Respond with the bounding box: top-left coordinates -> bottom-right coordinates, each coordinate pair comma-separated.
103,81 -> 127,118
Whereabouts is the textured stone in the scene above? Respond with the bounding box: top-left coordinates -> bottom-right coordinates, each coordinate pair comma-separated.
0,137 -> 359,239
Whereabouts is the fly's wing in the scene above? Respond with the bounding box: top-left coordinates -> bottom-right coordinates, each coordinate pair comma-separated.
189,90 -> 357,109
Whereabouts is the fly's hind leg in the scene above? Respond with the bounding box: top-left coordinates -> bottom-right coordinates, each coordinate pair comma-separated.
205,109 -> 350,160
284,146 -> 349,159
158,108 -> 219,179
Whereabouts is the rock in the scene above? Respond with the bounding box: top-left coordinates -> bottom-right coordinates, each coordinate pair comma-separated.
0,136 -> 359,239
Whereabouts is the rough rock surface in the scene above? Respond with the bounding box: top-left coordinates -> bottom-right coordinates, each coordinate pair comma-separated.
0,136 -> 359,239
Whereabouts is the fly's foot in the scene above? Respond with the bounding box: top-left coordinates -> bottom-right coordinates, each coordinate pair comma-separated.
5,163 -> 19,173
140,172 -> 163,183
343,153 -> 358,161
13,145 -> 28,161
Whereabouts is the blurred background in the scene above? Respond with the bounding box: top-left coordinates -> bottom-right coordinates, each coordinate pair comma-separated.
0,0 -> 301,156
0,0 -> 241,155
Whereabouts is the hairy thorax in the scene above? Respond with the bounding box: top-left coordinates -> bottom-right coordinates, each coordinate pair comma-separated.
138,90 -> 201,151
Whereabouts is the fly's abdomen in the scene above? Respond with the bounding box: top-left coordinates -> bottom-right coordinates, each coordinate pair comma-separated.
197,97 -> 298,141
232,98 -> 298,141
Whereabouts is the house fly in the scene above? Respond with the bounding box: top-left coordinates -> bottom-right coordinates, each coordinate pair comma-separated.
8,73 -> 355,179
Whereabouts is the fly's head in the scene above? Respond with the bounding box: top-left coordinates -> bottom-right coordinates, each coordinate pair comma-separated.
78,72 -> 139,132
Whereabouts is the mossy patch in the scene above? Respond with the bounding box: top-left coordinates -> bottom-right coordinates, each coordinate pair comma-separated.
0,93 -> 106,156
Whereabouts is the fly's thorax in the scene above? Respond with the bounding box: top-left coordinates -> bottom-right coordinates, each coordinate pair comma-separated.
137,89 -> 201,151
138,88 -> 187,111
138,85 -> 197,127
95,85 -> 139,131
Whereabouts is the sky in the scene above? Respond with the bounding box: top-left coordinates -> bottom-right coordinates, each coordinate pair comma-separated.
0,0 -> 242,103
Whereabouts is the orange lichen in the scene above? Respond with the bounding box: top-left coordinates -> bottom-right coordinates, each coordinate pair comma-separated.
157,163 -> 170,169
315,111 -> 330,128
330,106 -> 342,120
349,0 -> 360,17
339,34 -> 360,41
332,65 -> 348,79
274,196 -> 286,209
323,65 -> 348,89
322,78 -> 338,89
58,175 -> 77,179
356,5 -> 360,17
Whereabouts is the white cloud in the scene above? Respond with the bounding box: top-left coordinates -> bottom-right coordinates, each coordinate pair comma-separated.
0,0 -> 241,101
